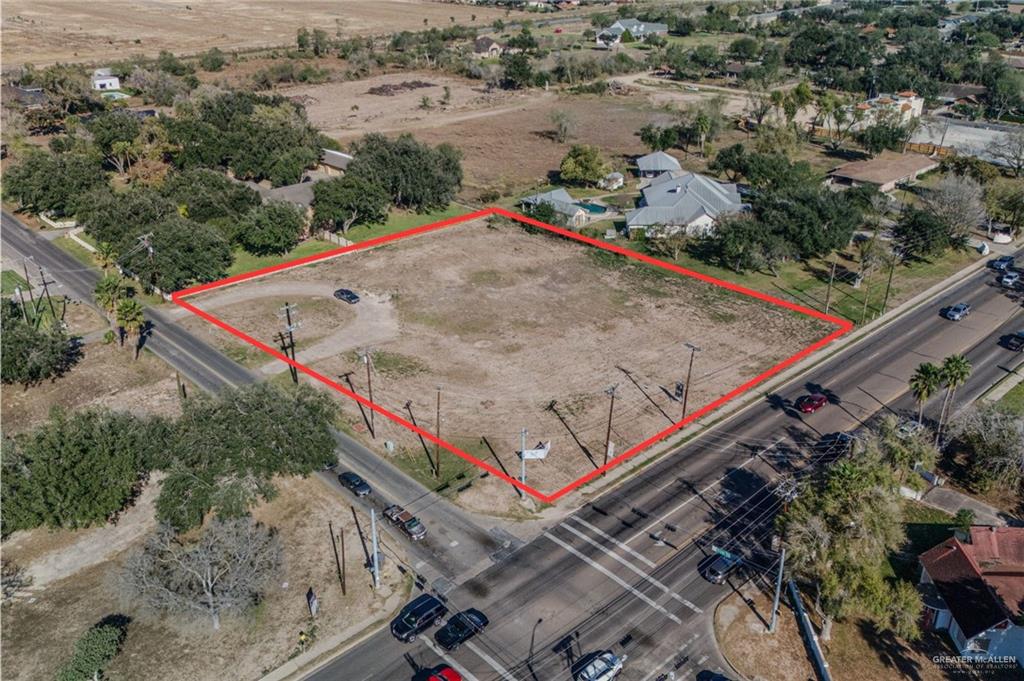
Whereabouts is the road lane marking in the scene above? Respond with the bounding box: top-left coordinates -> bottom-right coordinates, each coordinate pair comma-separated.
464,640 -> 518,681
567,516 -> 657,568
638,633 -> 700,681
558,523 -> 702,613
543,532 -> 683,624
419,636 -> 482,681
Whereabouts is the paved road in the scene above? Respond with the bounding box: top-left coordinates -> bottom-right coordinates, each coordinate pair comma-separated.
1,210 -> 501,581
305,255 -> 1023,681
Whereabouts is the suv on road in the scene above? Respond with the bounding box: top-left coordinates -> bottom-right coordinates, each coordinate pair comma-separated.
992,255 -> 1015,271
944,303 -> 971,321
384,504 -> 428,541
1005,331 -> 1024,352
390,594 -> 448,642
338,471 -> 371,496
571,651 -> 623,681
435,608 -> 489,651
702,552 -> 743,584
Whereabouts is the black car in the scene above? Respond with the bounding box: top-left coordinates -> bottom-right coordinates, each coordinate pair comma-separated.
434,608 -> 489,651
333,288 -> 360,304
338,471 -> 371,496
992,255 -> 1015,272
1005,331 -> 1024,352
391,594 -> 448,643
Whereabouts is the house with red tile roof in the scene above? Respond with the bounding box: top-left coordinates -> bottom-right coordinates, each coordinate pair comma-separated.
918,526 -> 1024,668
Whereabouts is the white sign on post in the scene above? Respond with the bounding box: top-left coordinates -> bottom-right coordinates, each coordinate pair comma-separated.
519,442 -> 551,460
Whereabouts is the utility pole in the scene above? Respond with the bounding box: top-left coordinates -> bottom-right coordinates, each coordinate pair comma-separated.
602,385 -> 617,473
434,386 -> 442,479
823,255 -> 838,316
36,265 -> 58,321
681,343 -> 702,425
21,260 -> 37,317
370,509 -> 380,590
13,287 -> 29,323
361,349 -> 375,438
768,548 -> 786,633
881,249 -> 899,315
859,275 -> 872,325
277,302 -> 300,384
520,427 -> 528,484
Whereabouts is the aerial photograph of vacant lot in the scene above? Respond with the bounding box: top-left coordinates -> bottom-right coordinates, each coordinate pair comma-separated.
180,216 -> 833,500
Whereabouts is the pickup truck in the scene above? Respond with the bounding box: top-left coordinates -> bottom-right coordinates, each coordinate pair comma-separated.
1006,331 -> 1024,352
384,504 -> 428,541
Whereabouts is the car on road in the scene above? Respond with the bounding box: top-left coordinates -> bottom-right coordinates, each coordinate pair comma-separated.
1004,331 -> 1024,352
702,552 -> 743,584
338,471 -> 371,496
333,288 -> 360,304
896,419 -> 925,439
944,303 -> 971,321
435,608 -> 489,651
384,504 -> 428,541
992,255 -> 1015,271
426,666 -> 462,681
795,393 -> 828,414
390,594 -> 448,642
684,85 -> 699,92
1001,271 -> 1021,288
571,651 -> 623,681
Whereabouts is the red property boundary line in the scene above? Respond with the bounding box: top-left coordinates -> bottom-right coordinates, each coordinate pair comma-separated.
173,207 -> 853,503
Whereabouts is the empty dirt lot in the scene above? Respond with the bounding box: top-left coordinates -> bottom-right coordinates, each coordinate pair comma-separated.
182,217 -> 834,499
2,0 -> 532,66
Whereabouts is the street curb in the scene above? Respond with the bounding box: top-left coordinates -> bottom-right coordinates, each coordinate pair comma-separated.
981,357 -> 1024,402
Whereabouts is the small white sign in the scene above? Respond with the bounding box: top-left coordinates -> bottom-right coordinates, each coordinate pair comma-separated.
518,442 -> 551,460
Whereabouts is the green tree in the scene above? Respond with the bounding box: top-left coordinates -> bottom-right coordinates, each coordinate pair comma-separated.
115,298 -> 145,359
0,300 -> 73,388
235,202 -> 305,256
858,121 -> 907,157
709,143 -> 748,182
120,216 -> 232,292
87,111 -> 142,174
161,168 -> 262,224
522,200 -> 561,227
638,124 -> 678,152
909,362 -> 942,423
550,110 -> 576,144
77,185 -> 176,246
937,354 -> 972,441
346,133 -> 462,212
57,622 -> 127,681
500,53 -> 533,90
156,50 -> 191,76
2,150 -> 107,217
312,174 -> 391,235
199,47 -> 226,72
559,145 -> 608,186
729,36 -> 761,62
949,404 -> 1024,492
893,207 -> 951,258
985,179 -> 1024,238
156,384 -> 337,531
93,274 -> 131,315
1,408 -> 162,534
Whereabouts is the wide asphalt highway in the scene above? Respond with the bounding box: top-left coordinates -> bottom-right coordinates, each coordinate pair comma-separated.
304,253 -> 1023,681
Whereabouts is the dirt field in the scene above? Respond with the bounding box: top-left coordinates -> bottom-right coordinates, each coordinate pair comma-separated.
1,0 -> 534,66
1,476 -> 409,681
181,217 -> 833,498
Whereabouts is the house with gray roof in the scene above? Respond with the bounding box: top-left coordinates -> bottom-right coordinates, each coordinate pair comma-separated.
635,151 -> 682,178
519,188 -> 587,228
318,148 -> 354,175
625,171 -> 747,238
596,18 -> 669,47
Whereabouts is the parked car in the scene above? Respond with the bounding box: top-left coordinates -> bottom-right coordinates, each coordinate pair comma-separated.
702,552 -> 743,584
944,303 -> 971,321
1001,271 -> 1021,288
333,288 -> 360,304
338,471 -> 371,497
684,85 -> 699,91
427,666 -> 462,681
1004,331 -> 1024,352
384,504 -> 428,541
435,608 -> 489,651
992,255 -> 1015,271
795,393 -> 828,414
896,419 -> 925,439
571,651 -> 623,681
390,594 -> 448,642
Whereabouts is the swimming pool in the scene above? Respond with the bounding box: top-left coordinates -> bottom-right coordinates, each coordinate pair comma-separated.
577,201 -> 607,215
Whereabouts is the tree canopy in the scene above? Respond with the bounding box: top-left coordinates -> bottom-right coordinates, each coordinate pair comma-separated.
559,145 -> 609,186
0,300 -> 76,388
312,174 -> 391,234
345,133 -> 462,212
235,201 -> 305,256
2,150 -> 107,217
120,215 -> 232,292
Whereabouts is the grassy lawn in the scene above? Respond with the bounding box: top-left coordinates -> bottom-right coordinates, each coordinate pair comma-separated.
390,435 -> 486,498
52,235 -> 97,269
1,270 -> 28,295
226,239 -> 338,277
344,205 -> 470,243
997,380 -> 1024,416
891,501 -> 954,581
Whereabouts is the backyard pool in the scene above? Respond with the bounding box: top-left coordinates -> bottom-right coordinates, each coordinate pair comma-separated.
577,201 -> 608,215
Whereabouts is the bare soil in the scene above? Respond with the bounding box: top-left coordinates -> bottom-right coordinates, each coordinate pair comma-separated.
2,1 -> 534,66
183,218 -> 831,498
1,476 -> 408,681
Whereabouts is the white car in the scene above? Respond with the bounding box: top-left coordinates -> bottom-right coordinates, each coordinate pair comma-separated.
1001,271 -> 1020,288
896,419 -> 925,440
572,651 -> 623,681
684,85 -> 699,92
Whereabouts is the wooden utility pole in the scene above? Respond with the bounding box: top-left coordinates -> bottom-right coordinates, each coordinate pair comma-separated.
681,343 -> 702,426
278,302 -> 300,384
21,261 -> 37,316
881,250 -> 899,315
362,349 -> 375,438
602,385 -> 617,472
434,386 -> 442,479
823,256 -> 838,316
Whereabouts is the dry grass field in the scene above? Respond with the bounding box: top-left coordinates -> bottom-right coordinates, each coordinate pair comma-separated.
1,0 -> 533,66
182,217 -> 833,498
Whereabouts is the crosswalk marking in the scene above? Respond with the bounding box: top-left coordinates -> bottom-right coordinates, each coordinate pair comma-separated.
567,516 -> 657,568
543,532 -> 683,624
419,636 -> 481,681
464,640 -> 518,681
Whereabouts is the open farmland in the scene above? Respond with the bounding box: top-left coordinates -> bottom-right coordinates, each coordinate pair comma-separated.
1,0 -> 534,66
181,216 -> 834,505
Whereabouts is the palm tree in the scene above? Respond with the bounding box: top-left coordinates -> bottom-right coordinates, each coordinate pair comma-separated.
694,112 -> 711,157
937,354 -> 972,443
908,362 -> 942,423
116,298 -> 145,359
94,274 -> 124,314
96,242 -> 119,271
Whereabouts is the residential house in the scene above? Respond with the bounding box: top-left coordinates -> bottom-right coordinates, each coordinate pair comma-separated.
318,148 -> 354,176
599,172 -> 624,191
596,18 -> 668,47
827,151 -> 939,193
818,91 -> 923,136
90,68 -> 120,92
635,151 -> 682,178
519,188 -> 587,228
937,83 -> 988,107
624,170 -> 747,238
918,526 -> 1024,668
722,62 -> 749,80
1,84 -> 46,110
473,36 -> 504,59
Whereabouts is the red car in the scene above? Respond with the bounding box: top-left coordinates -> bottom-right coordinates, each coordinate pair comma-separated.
795,393 -> 828,414
428,666 -> 462,681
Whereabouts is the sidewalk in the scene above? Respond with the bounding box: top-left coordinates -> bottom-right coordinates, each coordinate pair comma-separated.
922,485 -> 1020,527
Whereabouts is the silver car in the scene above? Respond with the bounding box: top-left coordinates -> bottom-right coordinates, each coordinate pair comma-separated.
944,303 -> 971,321
1001,272 -> 1020,288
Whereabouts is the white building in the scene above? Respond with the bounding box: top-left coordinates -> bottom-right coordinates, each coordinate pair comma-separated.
624,170 -> 748,238
91,68 -> 120,92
